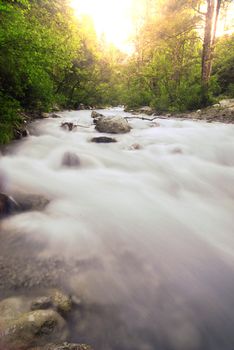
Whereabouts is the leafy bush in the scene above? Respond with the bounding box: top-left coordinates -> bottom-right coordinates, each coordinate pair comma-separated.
0,93 -> 21,144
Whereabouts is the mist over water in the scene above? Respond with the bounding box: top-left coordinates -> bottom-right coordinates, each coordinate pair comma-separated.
1,108 -> 234,349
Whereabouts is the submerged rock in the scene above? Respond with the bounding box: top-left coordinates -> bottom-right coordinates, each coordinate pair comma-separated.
95,116 -> 131,134
61,152 -> 81,168
129,143 -> 142,150
0,309 -> 68,350
91,136 -> 117,143
15,194 -> 50,212
0,193 -> 19,218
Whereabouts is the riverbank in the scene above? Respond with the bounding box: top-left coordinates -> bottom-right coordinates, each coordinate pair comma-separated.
125,98 -> 234,124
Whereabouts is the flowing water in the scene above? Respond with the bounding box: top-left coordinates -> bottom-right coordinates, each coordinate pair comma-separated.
1,108 -> 234,350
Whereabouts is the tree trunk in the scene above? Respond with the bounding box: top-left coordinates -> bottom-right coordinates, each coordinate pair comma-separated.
201,0 -> 221,87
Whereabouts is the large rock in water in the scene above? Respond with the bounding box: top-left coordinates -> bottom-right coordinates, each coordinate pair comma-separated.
95,116 -> 131,134
0,309 -> 68,350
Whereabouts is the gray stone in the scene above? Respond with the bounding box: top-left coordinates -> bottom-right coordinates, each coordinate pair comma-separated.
91,136 -> 117,143
15,194 -> 50,212
95,116 -> 131,134
61,152 -> 81,168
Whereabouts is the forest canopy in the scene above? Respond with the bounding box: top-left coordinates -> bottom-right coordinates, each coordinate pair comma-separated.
0,0 -> 234,143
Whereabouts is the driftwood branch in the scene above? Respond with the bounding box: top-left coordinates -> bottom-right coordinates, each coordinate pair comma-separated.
124,116 -> 159,121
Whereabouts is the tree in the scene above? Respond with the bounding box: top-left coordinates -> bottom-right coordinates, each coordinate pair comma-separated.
201,0 -> 222,90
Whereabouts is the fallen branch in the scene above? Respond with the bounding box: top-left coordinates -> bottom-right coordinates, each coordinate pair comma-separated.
124,116 -> 159,121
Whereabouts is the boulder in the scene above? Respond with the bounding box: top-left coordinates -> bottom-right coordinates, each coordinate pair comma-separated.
91,111 -> 104,119
61,152 -> 81,168
91,136 -> 117,143
95,116 -> 131,134
0,193 -> 19,218
0,309 -> 68,350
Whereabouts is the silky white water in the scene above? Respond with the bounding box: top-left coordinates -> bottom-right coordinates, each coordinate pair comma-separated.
1,108 -> 234,350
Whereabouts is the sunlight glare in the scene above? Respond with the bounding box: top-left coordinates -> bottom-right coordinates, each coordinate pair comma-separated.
70,0 -> 134,53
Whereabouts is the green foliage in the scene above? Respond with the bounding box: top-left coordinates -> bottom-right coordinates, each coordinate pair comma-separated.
213,33 -> 234,97
0,0 -> 125,143
0,93 -> 21,144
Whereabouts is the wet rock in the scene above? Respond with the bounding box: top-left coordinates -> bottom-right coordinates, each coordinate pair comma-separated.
15,194 -> 50,212
0,193 -> 19,218
31,297 -> 53,311
42,113 -> 50,119
91,111 -> 104,119
50,290 -> 72,316
31,343 -> 93,350
61,123 -> 76,131
91,136 -> 117,143
14,127 -> 29,139
0,297 -> 30,322
78,103 -> 85,110
61,152 -> 81,168
0,309 -> 68,350
51,113 -> 61,119
95,116 -> 131,134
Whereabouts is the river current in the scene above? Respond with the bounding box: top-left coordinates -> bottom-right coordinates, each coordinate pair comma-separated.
1,108 -> 234,350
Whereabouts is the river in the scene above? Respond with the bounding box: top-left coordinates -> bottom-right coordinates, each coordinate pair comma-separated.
1,108 -> 234,350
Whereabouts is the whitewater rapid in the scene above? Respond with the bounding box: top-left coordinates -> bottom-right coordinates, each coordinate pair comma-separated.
1,108 -> 234,350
